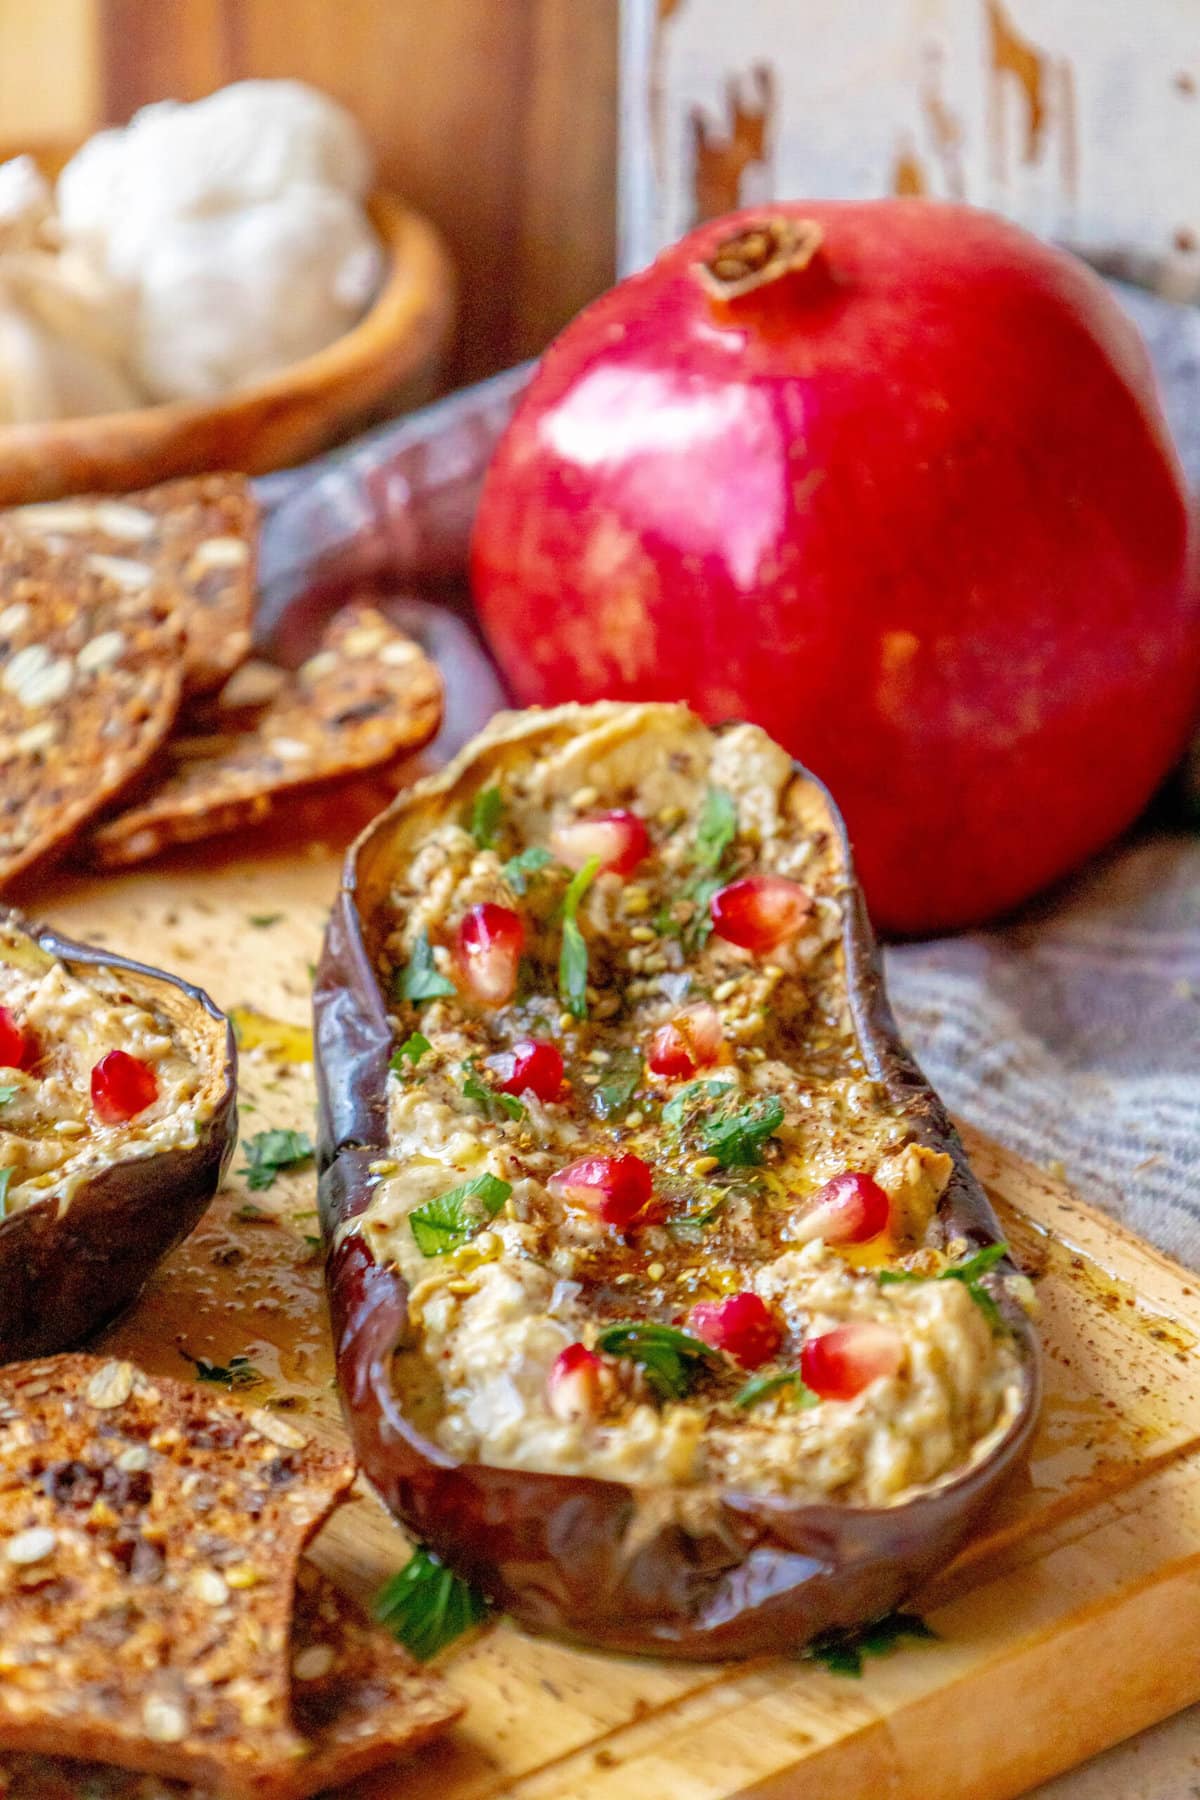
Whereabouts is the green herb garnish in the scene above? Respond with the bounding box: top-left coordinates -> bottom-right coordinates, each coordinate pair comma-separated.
593,1319 -> 723,1400
248,912 -> 283,928
696,786 -> 738,870
237,1128 -> 314,1191
699,1095 -> 785,1167
502,845 -> 554,895
233,1202 -> 275,1223
733,1368 -> 820,1410
462,1068 -> 524,1123
373,1546 -> 488,1661
468,784 -> 504,850
663,1082 -> 783,1167
591,1047 -> 643,1120
559,854 -> 600,1020
879,1241 -> 1008,1327
0,1084 -> 15,1105
409,1172 -> 512,1257
662,1078 -> 735,1128
0,1167 -> 11,1217
181,1350 -> 264,1390
805,1611 -> 937,1677
396,930 -> 456,1005
390,1030 -> 432,1073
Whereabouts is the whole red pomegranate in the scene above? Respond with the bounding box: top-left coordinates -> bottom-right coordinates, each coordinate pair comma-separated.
471,203 -> 1200,933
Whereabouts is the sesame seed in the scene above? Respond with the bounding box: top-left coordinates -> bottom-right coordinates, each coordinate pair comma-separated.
647,1261 -> 665,1281
586,1048 -> 610,1064
192,1568 -> 230,1606
142,1695 -> 188,1744
713,979 -> 740,1001
569,785 -> 599,809
558,1011 -> 576,1032
689,1155 -> 720,1176
628,925 -> 656,943
224,1564 -> 260,1589
622,887 -> 651,915
294,1643 -> 336,1681
85,1360 -> 135,1410
625,1109 -> 644,1127
657,804 -> 686,827
5,1527 -> 56,1566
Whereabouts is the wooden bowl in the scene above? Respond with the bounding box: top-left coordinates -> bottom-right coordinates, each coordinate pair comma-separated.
0,185 -> 456,503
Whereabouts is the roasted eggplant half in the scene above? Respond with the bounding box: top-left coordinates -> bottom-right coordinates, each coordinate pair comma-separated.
315,703 -> 1039,1659
0,908 -> 236,1360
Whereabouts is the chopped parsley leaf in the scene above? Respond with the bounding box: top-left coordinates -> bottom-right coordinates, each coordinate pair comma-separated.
396,930 -> 456,1005
0,1167 -> 11,1217
462,1067 -> 524,1123
593,1319 -> 723,1400
0,1084 -> 15,1105
180,1350 -> 264,1390
698,1095 -> 785,1167
559,854 -> 600,1020
696,786 -> 738,870
663,1082 -> 783,1168
468,784 -> 504,850
805,1611 -> 937,1677
502,845 -> 554,895
237,1128 -> 314,1191
248,912 -> 283,928
591,1047 -> 643,1120
662,1078 -> 735,1128
373,1546 -> 488,1661
233,1201 -> 276,1223
390,1030 -> 431,1073
409,1172 -> 511,1257
734,1368 -> 820,1410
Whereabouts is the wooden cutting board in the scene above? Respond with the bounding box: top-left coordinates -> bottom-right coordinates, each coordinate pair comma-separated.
27,829 -> 1200,1800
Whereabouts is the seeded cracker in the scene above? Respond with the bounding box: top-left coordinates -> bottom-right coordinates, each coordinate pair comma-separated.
0,1356 -> 358,1799
87,606 -> 444,870
3,476 -> 257,698
0,536 -> 183,892
0,1564 -> 461,1800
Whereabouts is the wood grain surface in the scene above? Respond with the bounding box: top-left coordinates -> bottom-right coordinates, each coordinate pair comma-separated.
22,827 -> 1200,1800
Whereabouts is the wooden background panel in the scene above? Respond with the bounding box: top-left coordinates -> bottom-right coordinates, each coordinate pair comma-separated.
95,0 -> 620,382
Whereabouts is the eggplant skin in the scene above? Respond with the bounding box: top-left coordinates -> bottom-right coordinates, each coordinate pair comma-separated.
315,707 -> 1041,1660
0,909 -> 237,1363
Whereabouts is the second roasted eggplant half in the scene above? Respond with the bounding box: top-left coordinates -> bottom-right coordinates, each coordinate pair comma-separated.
316,702 -> 1040,1658
0,908 -> 236,1361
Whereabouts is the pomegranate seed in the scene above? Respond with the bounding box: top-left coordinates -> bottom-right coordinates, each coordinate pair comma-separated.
688,1292 -> 781,1369
546,1343 -> 609,1421
549,1153 -> 655,1229
0,1006 -> 34,1071
791,1172 -> 891,1246
647,1003 -> 723,1079
91,1050 -> 158,1124
800,1322 -> 905,1401
551,810 -> 649,877
710,875 -> 812,953
497,1039 -> 564,1102
456,903 -> 524,1006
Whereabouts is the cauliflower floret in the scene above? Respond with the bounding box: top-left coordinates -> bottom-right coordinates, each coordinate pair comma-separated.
53,79 -> 380,404
58,81 -> 371,275
132,184 -> 381,401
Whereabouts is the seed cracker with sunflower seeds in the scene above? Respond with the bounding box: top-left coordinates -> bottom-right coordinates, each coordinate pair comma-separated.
0,1356 -> 358,1799
4,475 -> 257,698
0,535 -> 184,892
87,605 -> 443,870
0,1562 -> 461,1800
